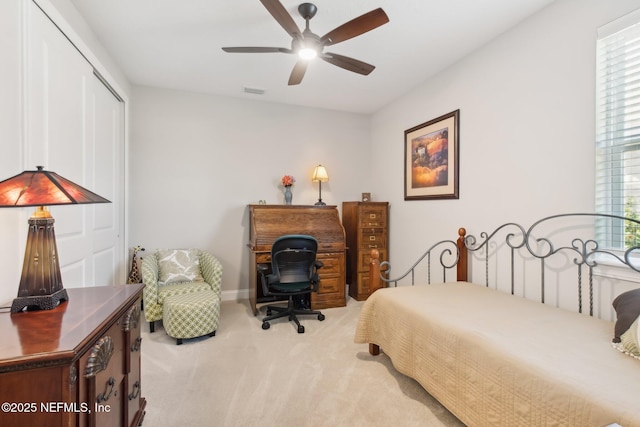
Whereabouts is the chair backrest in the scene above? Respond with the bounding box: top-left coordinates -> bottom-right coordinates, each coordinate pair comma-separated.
271,235 -> 318,285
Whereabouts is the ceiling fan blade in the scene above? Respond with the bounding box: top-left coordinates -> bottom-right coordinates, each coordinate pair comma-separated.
222,47 -> 292,53
288,60 -> 308,85
260,0 -> 302,39
320,8 -> 389,46
321,53 -> 375,75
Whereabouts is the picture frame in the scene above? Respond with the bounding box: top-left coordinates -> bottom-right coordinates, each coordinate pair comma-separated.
404,109 -> 459,200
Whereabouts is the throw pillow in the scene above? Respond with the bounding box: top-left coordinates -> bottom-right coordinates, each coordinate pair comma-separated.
156,249 -> 204,285
612,288 -> 640,343
612,315 -> 640,360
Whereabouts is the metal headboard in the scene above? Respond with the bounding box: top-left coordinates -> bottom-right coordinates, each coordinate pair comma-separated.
373,213 -> 640,316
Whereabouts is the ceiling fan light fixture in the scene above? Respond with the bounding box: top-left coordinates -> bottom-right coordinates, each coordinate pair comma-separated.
298,47 -> 317,60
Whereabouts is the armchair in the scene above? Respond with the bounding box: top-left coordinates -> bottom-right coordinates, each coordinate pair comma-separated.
142,249 -> 222,333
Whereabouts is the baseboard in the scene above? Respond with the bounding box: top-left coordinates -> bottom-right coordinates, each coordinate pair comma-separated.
221,288 -> 250,302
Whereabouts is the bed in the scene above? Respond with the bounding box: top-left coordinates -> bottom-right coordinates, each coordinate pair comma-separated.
354,213 -> 640,427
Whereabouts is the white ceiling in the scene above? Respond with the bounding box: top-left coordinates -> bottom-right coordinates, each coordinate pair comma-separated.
69,0 -> 557,114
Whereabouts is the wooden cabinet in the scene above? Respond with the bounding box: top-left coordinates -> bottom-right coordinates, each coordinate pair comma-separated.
342,202 -> 389,300
0,284 -> 146,427
248,205 -> 347,314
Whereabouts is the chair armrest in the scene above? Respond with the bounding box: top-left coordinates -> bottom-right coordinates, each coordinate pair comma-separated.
141,254 -> 160,304
314,260 -> 324,270
199,251 -> 223,296
257,264 -> 277,296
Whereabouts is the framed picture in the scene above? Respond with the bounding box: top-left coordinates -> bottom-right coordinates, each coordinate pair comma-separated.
404,109 -> 459,200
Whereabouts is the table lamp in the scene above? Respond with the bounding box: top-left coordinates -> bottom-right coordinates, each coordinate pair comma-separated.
312,165 -> 329,206
0,166 -> 110,313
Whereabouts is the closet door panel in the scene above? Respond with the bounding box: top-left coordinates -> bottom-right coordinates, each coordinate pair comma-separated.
24,1 -> 124,288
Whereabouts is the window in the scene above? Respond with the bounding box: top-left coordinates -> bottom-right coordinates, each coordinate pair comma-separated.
596,9 -> 640,250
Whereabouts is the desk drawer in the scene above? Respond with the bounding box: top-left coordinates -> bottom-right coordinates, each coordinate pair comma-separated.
311,252 -> 346,309
317,253 -> 344,276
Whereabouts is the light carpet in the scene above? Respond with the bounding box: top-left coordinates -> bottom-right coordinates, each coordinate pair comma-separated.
140,297 -> 466,427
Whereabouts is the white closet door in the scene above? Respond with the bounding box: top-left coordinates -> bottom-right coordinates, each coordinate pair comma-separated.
25,1 -> 125,287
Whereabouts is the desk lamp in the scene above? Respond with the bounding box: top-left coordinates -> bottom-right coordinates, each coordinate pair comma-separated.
0,166 -> 110,313
312,165 -> 329,206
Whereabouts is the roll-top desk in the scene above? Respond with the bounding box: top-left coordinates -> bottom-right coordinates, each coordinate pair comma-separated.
0,284 -> 146,427
247,205 -> 346,315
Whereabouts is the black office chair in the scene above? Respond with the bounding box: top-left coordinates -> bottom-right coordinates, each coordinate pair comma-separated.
258,235 -> 326,333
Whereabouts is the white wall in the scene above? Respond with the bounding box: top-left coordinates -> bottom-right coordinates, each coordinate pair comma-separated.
370,0 -> 640,289
130,86 -> 371,299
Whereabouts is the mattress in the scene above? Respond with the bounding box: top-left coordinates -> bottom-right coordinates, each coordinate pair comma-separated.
354,282 -> 640,427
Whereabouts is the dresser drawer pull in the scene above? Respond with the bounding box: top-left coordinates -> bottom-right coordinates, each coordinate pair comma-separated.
368,244 -> 378,248
369,236 -> 376,241
129,380 -> 141,400
97,377 -> 116,403
131,336 -> 142,353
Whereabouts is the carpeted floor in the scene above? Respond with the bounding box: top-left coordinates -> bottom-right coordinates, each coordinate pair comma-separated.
140,297 -> 466,427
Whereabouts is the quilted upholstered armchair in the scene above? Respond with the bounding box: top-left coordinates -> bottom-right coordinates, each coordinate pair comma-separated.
142,249 -> 223,332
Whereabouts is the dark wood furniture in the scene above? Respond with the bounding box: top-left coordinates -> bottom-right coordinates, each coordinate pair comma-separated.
247,204 -> 346,315
0,284 -> 146,427
342,201 -> 389,300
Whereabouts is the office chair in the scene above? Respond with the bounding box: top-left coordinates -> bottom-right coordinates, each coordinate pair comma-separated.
258,235 -> 326,333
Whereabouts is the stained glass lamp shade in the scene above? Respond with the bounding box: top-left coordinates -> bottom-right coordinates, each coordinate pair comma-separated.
0,166 -> 110,313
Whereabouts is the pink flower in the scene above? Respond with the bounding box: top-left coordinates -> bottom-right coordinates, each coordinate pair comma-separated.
281,175 -> 295,187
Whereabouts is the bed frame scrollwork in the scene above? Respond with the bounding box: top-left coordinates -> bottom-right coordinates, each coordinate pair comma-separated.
369,213 -> 640,317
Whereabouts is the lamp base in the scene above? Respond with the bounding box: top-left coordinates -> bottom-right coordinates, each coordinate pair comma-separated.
314,201 -> 326,206
11,288 -> 69,313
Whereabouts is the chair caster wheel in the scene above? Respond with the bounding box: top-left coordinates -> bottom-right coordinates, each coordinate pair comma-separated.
297,325 -> 305,333
262,322 -> 270,330
318,314 -> 325,321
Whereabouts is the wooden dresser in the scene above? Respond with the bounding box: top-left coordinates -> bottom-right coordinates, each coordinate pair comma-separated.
247,204 -> 346,315
0,284 -> 146,427
342,201 -> 389,300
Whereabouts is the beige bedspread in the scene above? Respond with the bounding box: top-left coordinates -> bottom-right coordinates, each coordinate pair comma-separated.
354,282 -> 640,427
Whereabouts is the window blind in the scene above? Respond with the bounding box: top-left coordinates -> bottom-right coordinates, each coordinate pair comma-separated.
595,10 -> 640,249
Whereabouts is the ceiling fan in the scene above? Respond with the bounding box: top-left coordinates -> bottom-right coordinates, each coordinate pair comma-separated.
222,0 -> 389,85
